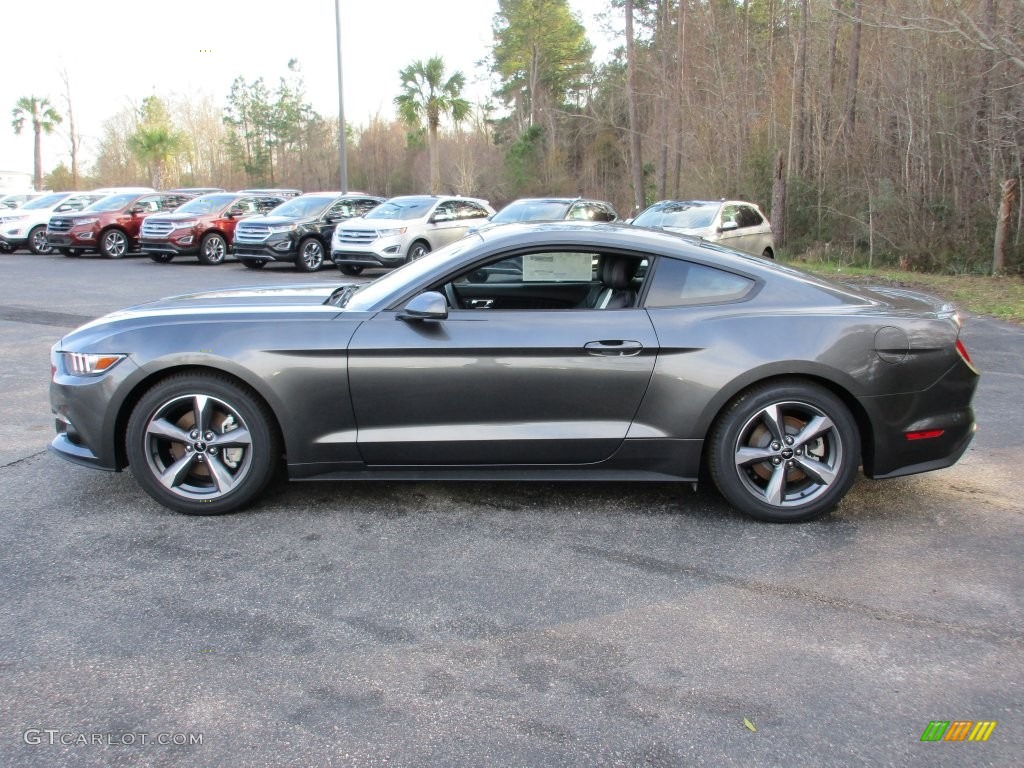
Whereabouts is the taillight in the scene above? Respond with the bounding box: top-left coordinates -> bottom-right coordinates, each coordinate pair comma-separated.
905,429 -> 945,441
955,338 -> 978,373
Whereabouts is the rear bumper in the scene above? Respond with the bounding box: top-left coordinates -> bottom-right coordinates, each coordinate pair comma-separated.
862,358 -> 979,479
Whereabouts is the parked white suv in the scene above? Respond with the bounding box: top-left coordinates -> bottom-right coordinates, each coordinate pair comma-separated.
331,195 -> 493,275
630,199 -> 775,258
0,191 -> 108,254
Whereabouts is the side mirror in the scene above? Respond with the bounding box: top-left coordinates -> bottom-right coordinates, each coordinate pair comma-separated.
397,291 -> 448,322
719,220 -> 739,232
225,208 -> 243,218
128,205 -> 145,215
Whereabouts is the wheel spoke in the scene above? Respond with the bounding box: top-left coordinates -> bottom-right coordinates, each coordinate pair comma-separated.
735,445 -> 775,467
192,395 -> 211,434
758,404 -> 786,443
792,415 -> 835,450
794,456 -> 836,487
158,452 -> 196,490
764,463 -> 787,506
146,418 -> 191,444
205,455 -> 237,493
208,428 -> 251,448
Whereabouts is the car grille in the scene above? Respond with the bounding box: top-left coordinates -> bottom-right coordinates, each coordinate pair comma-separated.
234,224 -> 271,243
334,229 -> 379,245
141,220 -> 174,238
48,217 -> 75,233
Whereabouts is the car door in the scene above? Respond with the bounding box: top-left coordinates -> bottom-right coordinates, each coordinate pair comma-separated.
347,249 -> 659,467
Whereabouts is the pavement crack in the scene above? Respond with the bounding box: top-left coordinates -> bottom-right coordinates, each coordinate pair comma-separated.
1,449 -> 49,470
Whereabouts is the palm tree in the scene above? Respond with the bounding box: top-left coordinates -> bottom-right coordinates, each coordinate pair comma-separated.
395,57 -> 470,194
128,125 -> 184,189
11,96 -> 62,191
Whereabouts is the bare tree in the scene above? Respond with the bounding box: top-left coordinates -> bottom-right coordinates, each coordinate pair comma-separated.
625,0 -> 644,213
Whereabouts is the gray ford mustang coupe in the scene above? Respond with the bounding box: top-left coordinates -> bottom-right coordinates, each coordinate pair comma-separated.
49,222 -> 979,522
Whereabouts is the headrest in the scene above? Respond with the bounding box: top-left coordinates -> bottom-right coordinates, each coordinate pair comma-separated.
601,256 -> 640,290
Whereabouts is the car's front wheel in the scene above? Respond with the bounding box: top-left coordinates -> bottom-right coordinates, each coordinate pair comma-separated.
198,233 -> 227,265
295,237 -> 324,272
241,259 -> 266,270
338,264 -> 363,276
100,229 -> 129,258
709,380 -> 860,522
406,241 -> 430,262
28,225 -> 52,254
126,373 -> 280,515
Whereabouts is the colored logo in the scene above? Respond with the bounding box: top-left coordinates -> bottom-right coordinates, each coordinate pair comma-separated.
920,721 -> 997,742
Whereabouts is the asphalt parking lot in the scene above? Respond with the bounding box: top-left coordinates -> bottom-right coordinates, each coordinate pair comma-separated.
1,251 -> 1021,766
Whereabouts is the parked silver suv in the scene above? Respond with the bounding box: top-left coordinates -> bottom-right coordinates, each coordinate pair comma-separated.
331,195 -> 494,275
630,199 -> 775,258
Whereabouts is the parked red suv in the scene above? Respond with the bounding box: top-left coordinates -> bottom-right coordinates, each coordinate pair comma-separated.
47,191 -> 194,258
139,192 -> 286,264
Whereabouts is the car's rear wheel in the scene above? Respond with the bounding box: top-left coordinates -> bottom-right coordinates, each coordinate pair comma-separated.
761,247 -> 775,259
338,264 -> 363,276
28,225 -> 52,254
198,233 -> 227,265
295,237 -> 324,272
126,373 -> 280,515
241,259 -> 266,270
100,229 -> 129,258
60,248 -> 76,257
406,241 -> 430,262
709,380 -> 859,523
149,253 -> 174,263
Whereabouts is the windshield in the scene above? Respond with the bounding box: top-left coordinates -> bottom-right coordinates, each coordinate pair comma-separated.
633,201 -> 717,230
365,198 -> 434,221
267,196 -> 333,218
491,200 -> 571,223
84,193 -> 139,212
341,238 -> 478,311
55,194 -> 104,212
21,193 -> 71,210
175,194 -> 237,215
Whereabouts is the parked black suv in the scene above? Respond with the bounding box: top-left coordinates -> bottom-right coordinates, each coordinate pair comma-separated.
232,192 -> 384,271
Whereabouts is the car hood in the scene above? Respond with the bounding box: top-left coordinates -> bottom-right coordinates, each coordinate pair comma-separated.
237,215 -> 309,227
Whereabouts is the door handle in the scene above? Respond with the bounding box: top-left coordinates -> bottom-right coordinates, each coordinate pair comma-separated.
584,340 -> 643,356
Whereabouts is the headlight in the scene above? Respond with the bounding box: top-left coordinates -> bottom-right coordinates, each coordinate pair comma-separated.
2,215 -> 28,223
268,223 -> 297,234
174,219 -> 199,229
61,352 -> 126,376
377,227 -> 407,238
75,217 -> 99,226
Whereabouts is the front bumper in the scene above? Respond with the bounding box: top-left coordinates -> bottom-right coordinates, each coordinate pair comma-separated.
234,237 -> 299,263
46,230 -> 96,249
139,237 -> 200,257
331,247 -> 406,270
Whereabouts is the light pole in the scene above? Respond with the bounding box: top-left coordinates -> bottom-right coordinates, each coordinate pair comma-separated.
334,0 -> 348,192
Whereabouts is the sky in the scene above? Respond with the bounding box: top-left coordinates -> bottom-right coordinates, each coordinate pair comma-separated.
0,0 -> 615,183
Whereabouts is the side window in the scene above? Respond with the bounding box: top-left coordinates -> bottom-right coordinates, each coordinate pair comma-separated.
434,202 -> 456,221
645,259 -> 754,308
255,197 -> 280,213
454,201 -> 488,220
327,200 -> 352,219
567,204 -> 591,220
738,206 -> 763,228
352,198 -> 380,217
136,196 -> 162,212
720,204 -> 740,228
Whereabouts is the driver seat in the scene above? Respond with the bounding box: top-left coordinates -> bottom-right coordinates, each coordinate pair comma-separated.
583,255 -> 640,309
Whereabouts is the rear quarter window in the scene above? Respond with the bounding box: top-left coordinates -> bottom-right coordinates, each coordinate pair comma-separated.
645,258 -> 754,307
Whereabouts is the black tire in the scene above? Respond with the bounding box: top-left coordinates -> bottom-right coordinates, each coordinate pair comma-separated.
338,264 -> 363,276
241,259 -> 266,270
295,237 -> 324,272
149,253 -> 174,264
198,232 -> 227,265
761,247 -> 775,260
28,225 -> 53,255
125,373 -> 281,515
406,240 -> 430,262
60,248 -> 76,257
708,379 -> 860,523
100,229 -> 129,258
